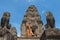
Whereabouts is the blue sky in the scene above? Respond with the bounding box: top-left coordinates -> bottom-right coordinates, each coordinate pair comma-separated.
0,0 -> 60,37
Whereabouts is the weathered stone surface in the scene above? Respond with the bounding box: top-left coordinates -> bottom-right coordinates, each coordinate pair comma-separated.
0,5 -> 60,40
10,27 -> 17,40
41,11 -> 60,40
45,12 -> 55,29
45,28 -> 60,36
1,12 -> 11,29
45,28 -> 60,40
0,12 -> 15,40
0,30 -> 15,40
17,37 -> 40,40
40,28 -> 60,40
21,5 -> 44,37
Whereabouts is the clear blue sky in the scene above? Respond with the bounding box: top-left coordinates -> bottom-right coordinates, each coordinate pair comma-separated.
0,0 -> 60,37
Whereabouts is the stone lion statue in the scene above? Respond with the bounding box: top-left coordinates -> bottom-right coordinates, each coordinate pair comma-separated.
45,12 -> 55,29
1,12 -> 11,29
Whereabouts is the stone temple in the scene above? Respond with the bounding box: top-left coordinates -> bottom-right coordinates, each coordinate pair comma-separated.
0,5 -> 60,40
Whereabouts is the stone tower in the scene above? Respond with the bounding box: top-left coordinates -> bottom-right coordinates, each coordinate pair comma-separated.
21,5 -> 44,38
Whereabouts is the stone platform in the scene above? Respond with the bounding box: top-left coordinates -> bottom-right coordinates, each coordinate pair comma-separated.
17,37 -> 40,40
